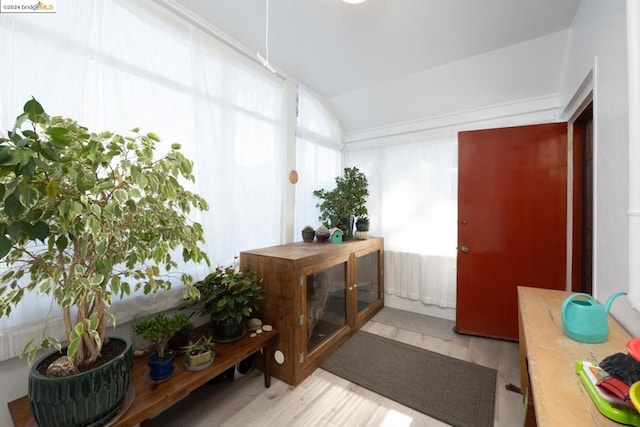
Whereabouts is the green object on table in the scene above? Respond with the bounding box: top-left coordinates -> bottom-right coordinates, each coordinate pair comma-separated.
576,360 -> 640,426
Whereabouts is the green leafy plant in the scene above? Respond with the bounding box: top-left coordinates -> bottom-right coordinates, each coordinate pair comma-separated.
132,313 -> 190,359
0,98 -> 209,367
193,265 -> 264,324
313,167 -> 369,230
356,216 -> 370,231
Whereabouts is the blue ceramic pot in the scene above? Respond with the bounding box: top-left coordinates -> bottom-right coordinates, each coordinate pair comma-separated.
147,349 -> 176,381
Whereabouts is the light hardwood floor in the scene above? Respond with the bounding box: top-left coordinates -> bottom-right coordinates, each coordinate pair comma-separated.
142,315 -> 524,427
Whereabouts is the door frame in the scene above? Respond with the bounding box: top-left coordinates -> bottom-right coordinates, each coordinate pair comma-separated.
566,89 -> 594,294
570,102 -> 593,293
561,69 -> 594,294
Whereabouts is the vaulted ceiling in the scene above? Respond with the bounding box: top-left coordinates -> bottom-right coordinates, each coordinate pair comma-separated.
172,0 -> 582,99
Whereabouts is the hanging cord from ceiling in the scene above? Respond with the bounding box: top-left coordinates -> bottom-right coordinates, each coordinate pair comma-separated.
257,0 -> 277,73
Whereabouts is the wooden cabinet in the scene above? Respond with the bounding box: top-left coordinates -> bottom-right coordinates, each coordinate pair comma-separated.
240,237 -> 384,385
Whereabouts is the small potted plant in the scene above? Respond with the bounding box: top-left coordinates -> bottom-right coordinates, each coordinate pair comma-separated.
355,217 -> 370,240
133,312 -> 191,381
316,225 -> 330,243
193,265 -> 264,342
182,335 -> 215,370
302,225 -> 316,242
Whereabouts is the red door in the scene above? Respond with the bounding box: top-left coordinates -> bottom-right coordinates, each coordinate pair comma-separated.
455,123 -> 568,340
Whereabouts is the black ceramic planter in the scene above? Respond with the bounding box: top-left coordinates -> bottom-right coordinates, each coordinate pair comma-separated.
28,336 -> 133,427
213,318 -> 244,342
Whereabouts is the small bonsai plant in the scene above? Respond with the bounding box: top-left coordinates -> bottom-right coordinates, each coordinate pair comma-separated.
313,167 -> 369,239
133,312 -> 191,360
182,335 -> 215,368
192,265 -> 264,340
302,225 -> 316,242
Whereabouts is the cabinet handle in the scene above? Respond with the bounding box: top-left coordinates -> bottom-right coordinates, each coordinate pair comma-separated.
354,283 -> 359,288
348,286 -> 354,291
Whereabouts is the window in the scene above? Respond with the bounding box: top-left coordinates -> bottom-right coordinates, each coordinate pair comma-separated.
294,87 -> 343,235
0,0 -> 285,361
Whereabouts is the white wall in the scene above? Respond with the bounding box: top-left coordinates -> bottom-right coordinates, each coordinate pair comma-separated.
558,0 -> 640,335
330,30 -> 570,133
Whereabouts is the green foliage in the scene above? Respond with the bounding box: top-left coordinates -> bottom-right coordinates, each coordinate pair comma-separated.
0,97 -> 210,366
193,265 -> 264,324
313,167 -> 369,227
181,335 -> 214,356
132,313 -> 190,359
356,216 -> 370,231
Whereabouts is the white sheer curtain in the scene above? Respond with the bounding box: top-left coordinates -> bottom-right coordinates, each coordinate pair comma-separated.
344,131 -> 458,308
0,0 -> 285,360
294,87 -> 342,236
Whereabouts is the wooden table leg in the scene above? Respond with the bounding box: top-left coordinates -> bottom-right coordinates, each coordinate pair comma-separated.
263,341 -> 271,388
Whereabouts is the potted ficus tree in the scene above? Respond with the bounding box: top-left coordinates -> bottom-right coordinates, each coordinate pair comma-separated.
132,312 -> 191,381
313,167 -> 369,239
0,98 -> 209,426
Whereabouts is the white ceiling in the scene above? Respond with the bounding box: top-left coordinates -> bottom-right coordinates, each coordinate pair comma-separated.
171,0 -> 582,99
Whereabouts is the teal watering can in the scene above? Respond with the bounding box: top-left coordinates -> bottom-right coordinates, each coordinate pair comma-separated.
561,292 -> 627,343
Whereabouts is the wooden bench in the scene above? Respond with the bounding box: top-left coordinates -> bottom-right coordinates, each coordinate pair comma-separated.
7,327 -> 278,427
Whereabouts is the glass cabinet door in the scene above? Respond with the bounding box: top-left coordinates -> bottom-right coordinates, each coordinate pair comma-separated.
355,251 -> 380,315
306,262 -> 347,353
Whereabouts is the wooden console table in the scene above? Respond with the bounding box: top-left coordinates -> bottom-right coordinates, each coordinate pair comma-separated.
7,327 -> 278,427
518,286 -> 631,426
